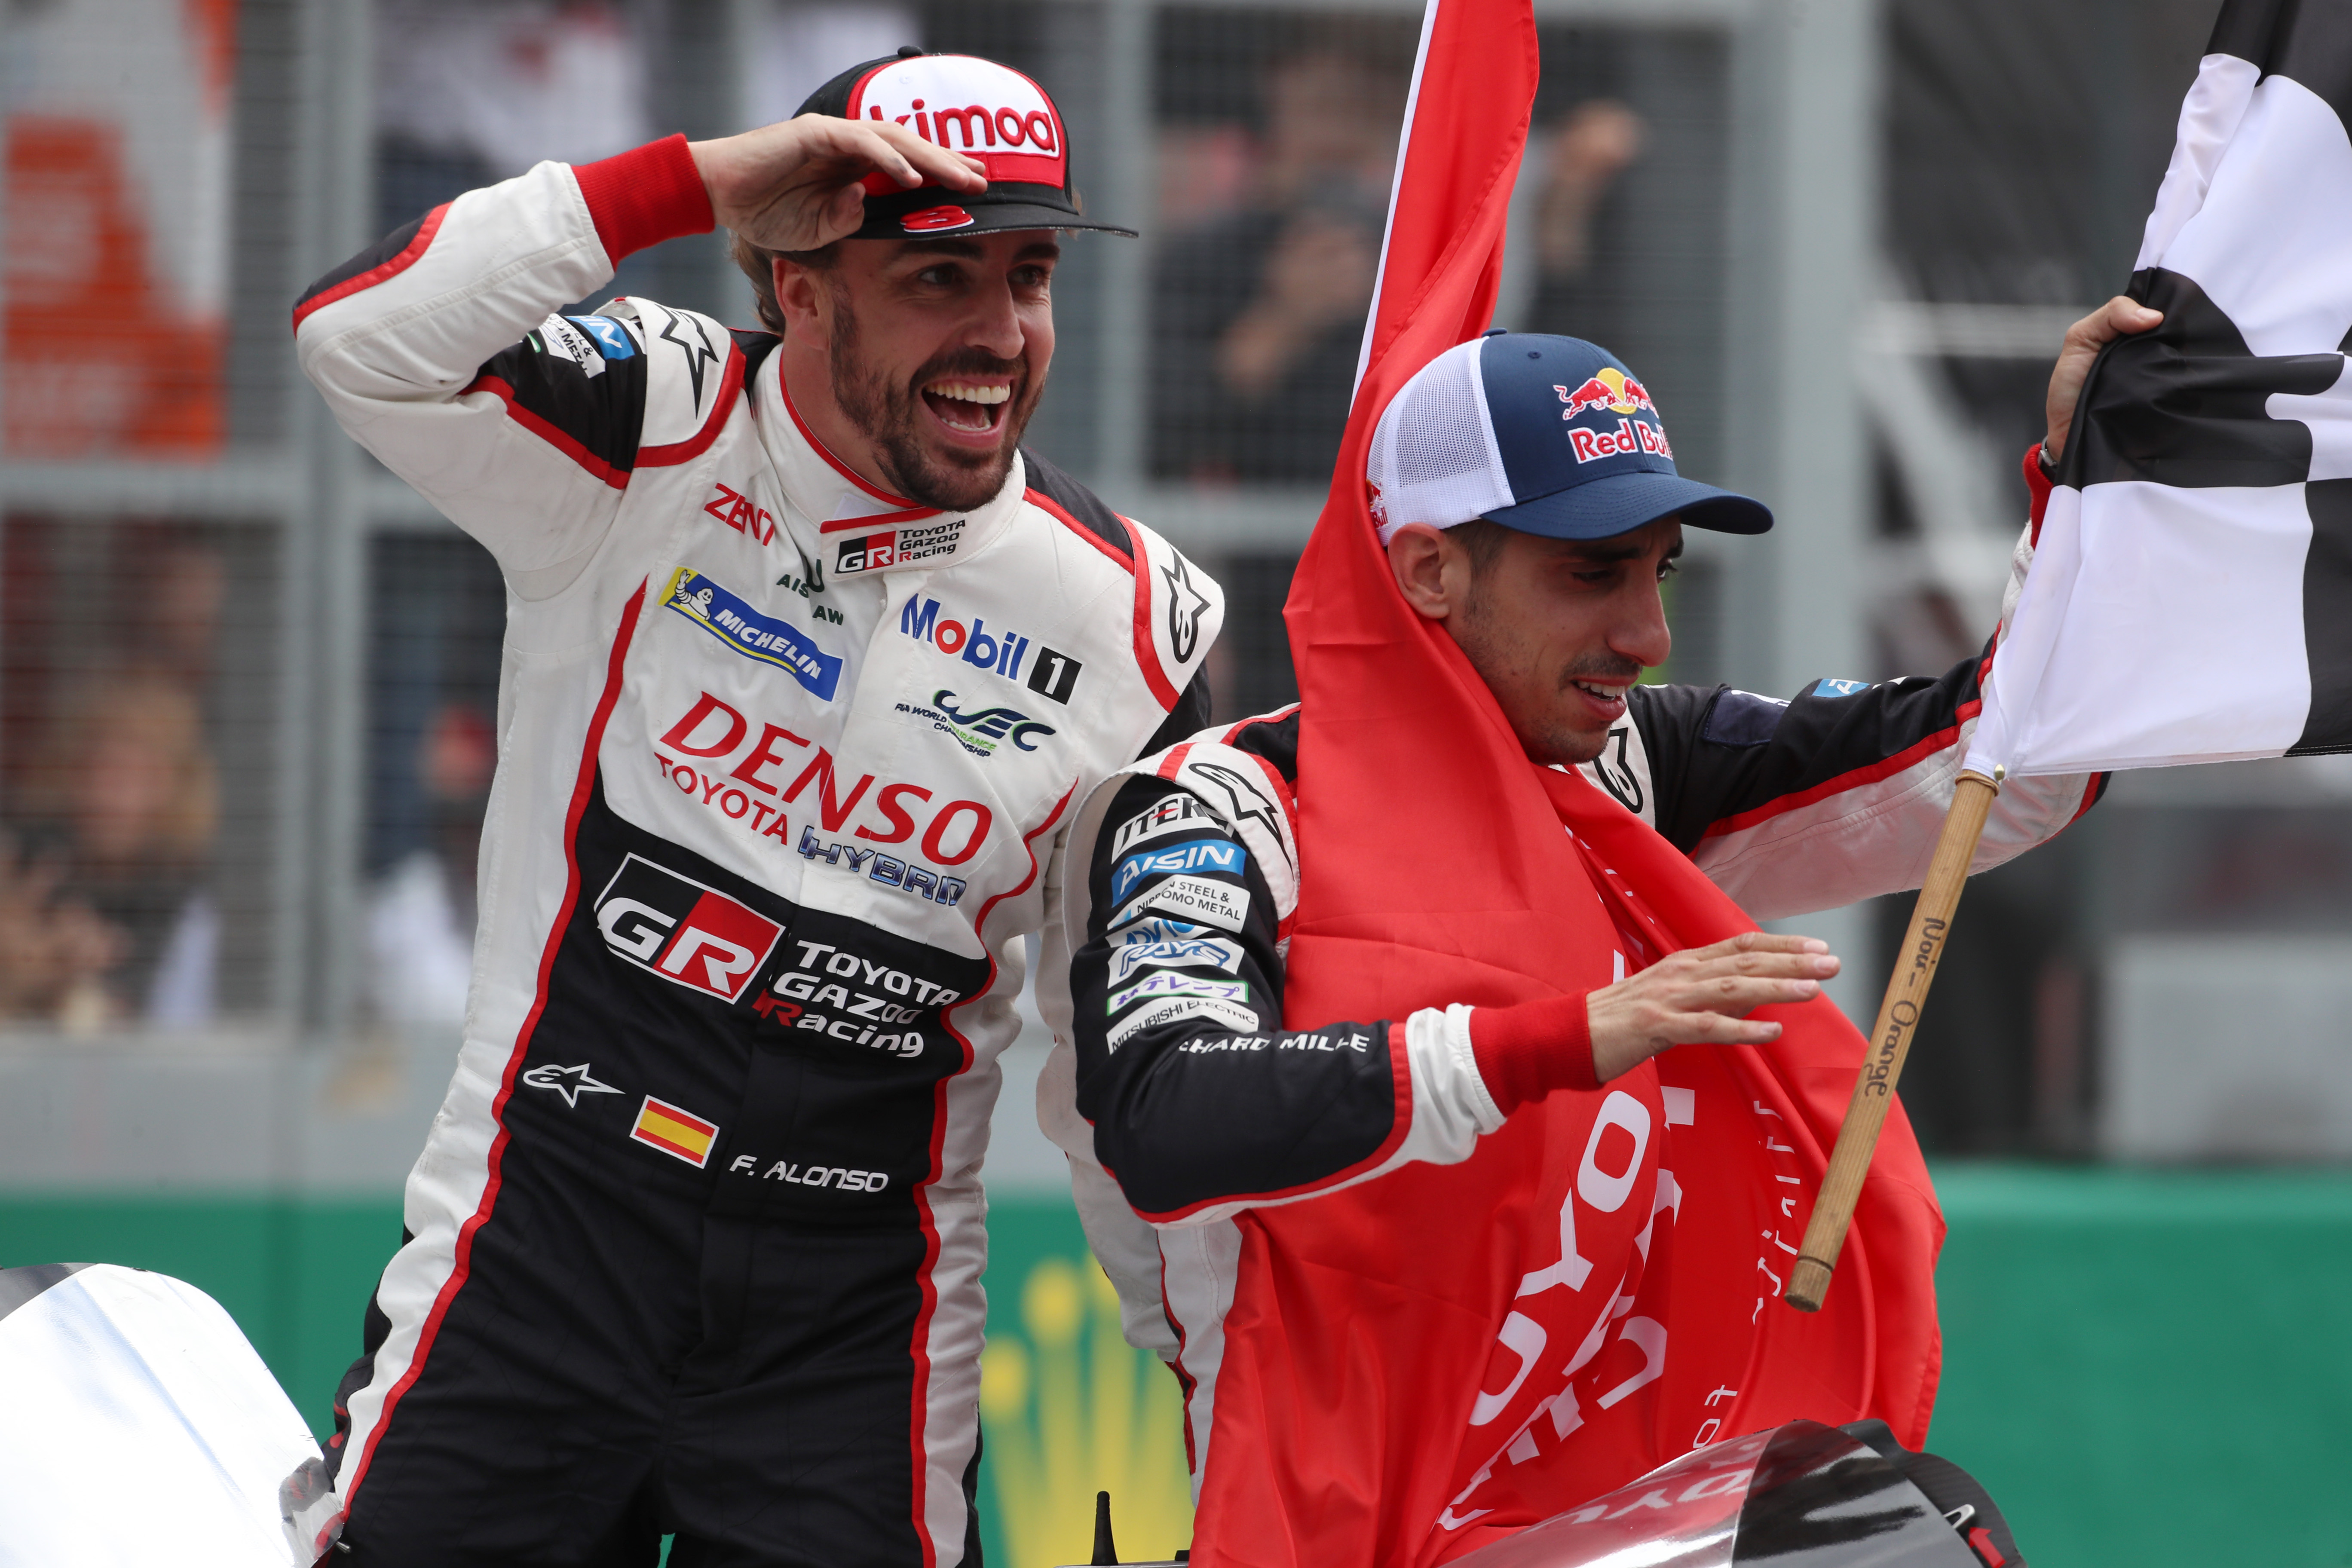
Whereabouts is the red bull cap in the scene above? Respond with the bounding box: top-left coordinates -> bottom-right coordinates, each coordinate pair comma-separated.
1366,332 -> 1771,542
796,49 -> 1136,240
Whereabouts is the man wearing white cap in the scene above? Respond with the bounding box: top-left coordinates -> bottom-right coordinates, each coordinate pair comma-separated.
294,49 -> 1221,1567
1038,324 -> 2137,1531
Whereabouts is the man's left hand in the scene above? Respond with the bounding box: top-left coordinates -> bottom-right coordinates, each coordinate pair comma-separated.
2044,295 -> 2164,462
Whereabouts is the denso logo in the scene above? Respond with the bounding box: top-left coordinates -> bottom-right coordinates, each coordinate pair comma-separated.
898,596 -> 1083,705
845,55 -> 1064,189
593,854 -> 783,1003
657,691 -> 995,864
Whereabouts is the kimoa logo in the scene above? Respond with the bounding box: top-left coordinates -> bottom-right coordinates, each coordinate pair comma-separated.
845,56 -> 1065,187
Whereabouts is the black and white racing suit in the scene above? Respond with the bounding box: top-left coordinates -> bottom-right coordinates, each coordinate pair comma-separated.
1037,523 -> 2102,1480
291,134 -> 1221,1565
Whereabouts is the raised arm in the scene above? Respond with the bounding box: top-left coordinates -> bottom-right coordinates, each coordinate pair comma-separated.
1603,472 -> 2105,920
292,119 -> 982,591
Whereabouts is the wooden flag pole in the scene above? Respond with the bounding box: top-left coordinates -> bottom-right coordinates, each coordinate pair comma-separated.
1785,766 -> 2004,1314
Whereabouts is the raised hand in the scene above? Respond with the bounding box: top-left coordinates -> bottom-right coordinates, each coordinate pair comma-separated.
2044,295 -> 2165,462
691,116 -> 987,254
1586,931 -> 1840,1082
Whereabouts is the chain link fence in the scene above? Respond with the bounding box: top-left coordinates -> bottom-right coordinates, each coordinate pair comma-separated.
3,0 -> 2344,1164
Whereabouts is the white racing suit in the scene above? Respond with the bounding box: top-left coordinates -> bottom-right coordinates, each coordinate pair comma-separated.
293,134 -> 1220,1565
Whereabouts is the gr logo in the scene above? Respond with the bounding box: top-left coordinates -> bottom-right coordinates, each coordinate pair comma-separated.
594,854 -> 783,1003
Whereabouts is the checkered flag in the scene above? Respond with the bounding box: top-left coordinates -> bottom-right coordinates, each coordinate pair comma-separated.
1965,0 -> 2352,778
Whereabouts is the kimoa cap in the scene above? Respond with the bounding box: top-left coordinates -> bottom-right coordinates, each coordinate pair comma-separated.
1367,332 -> 1771,543
797,48 -> 1136,241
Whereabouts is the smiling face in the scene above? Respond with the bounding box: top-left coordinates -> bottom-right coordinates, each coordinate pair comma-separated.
775,231 -> 1058,514
1387,517 -> 1680,766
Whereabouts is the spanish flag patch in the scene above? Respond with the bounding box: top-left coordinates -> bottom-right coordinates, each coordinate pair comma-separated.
630,1096 -> 719,1168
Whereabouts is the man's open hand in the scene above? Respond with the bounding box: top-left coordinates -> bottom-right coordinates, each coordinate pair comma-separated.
1587,932 -> 1839,1081
690,117 -> 987,254
2044,295 -> 2165,462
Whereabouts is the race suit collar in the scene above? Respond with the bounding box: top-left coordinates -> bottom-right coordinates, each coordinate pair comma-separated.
755,348 -> 1023,574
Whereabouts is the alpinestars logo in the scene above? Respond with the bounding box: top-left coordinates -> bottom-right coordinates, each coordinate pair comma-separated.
521,1062 -> 623,1107
593,855 -> 783,1003
1188,760 -> 1293,868
1161,554 -> 1210,662
655,306 -> 721,413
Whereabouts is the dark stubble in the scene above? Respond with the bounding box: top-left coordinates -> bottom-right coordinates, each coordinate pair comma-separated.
827,284 -> 1047,513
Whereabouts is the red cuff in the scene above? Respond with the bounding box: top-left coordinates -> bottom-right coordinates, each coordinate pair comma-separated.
2023,444 -> 2055,547
573,134 -> 714,266
1468,995 -> 1599,1115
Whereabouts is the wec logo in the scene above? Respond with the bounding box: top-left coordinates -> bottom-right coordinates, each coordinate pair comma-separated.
896,689 -> 1056,757
593,854 -> 782,1004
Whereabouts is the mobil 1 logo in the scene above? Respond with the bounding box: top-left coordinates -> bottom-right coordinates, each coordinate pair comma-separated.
594,854 -> 784,1004
1026,644 -> 1082,705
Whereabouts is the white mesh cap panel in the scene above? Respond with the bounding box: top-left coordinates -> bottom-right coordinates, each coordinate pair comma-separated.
1366,339 -> 1515,544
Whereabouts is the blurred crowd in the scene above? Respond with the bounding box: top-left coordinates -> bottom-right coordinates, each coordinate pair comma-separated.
0,534 -> 226,1030
1149,26 -> 1645,484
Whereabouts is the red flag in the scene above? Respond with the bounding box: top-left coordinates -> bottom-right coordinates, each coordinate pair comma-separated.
1183,0 -> 1946,1562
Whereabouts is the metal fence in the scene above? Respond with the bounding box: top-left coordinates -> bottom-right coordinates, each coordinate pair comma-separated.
4,0 -> 2346,1167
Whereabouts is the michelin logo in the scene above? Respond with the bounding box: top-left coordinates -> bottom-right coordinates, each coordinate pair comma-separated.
1111,837 -> 1243,900
664,567 -> 843,700
1112,875 -> 1248,934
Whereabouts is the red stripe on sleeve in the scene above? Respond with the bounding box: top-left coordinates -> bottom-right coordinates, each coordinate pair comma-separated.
2024,443 -> 2055,546
638,344 -> 745,468
1129,535 -> 1182,710
572,134 -> 715,266
1700,704 -> 1981,841
461,374 -> 629,489
1026,487 -> 1134,571
290,203 -> 449,331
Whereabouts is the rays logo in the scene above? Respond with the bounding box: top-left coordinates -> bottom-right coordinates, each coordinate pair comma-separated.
1109,936 -> 1243,982
593,854 -> 784,1003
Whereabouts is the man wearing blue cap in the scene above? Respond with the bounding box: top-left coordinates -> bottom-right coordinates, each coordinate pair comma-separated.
1035,323 -> 2126,1498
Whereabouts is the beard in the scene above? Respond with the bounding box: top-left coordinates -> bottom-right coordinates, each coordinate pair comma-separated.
827,291 -> 1047,514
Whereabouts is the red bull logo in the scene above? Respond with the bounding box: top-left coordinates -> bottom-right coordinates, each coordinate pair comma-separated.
1555,366 -> 1672,464
1553,366 -> 1657,420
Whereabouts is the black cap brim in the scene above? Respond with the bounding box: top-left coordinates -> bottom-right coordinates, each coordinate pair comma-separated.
1484,470 -> 1773,539
853,185 -> 1136,241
